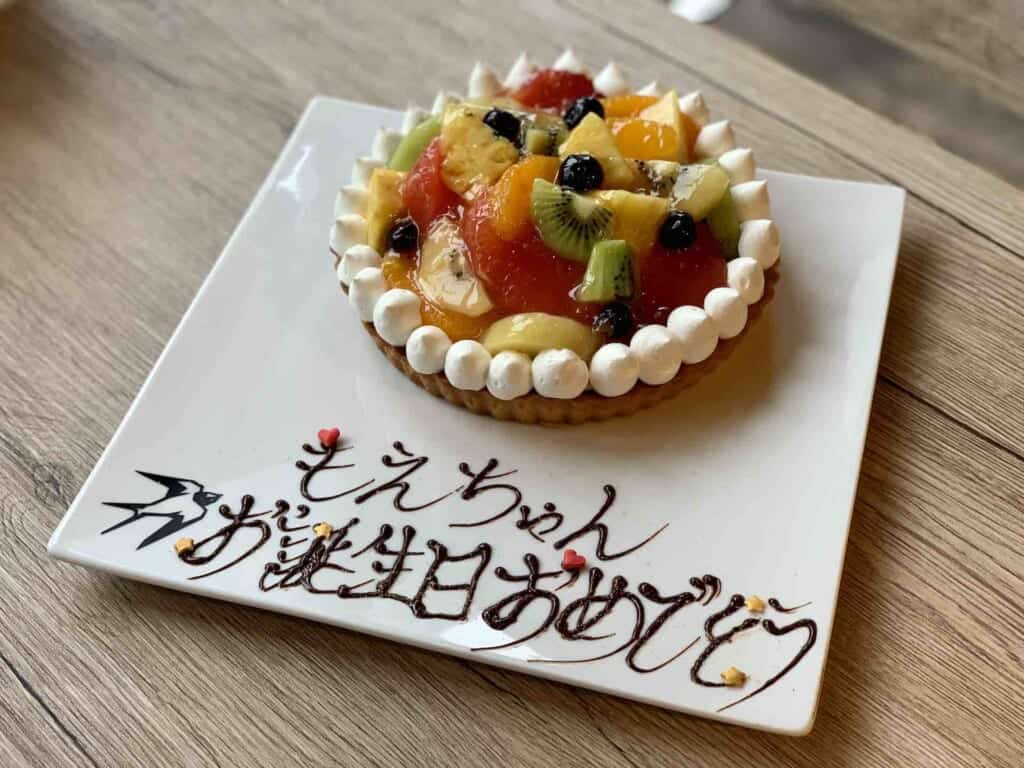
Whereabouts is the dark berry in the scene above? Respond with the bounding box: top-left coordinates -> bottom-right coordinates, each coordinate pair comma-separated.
483,108 -> 522,147
556,154 -> 604,193
388,217 -> 419,253
563,96 -> 605,130
658,211 -> 698,249
592,302 -> 633,339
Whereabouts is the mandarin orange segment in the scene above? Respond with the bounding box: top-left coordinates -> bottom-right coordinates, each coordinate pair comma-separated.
491,156 -> 561,241
608,118 -> 681,162
601,94 -> 659,118
381,257 -> 497,341
680,111 -> 699,162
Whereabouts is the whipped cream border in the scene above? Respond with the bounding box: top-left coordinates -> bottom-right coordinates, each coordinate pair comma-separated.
330,52 -> 782,401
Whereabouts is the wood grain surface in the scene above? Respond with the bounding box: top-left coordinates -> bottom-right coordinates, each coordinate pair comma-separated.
1,1 -> 1022,766
815,0 -> 1024,117
712,0 -> 1024,187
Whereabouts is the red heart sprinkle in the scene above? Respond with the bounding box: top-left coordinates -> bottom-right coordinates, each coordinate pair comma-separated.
562,549 -> 586,571
317,427 -> 341,448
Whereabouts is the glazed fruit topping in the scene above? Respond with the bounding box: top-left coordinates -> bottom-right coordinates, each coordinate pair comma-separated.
556,154 -> 604,193
400,138 -> 461,234
674,163 -> 730,220
530,179 -> 612,262
388,217 -> 419,253
381,257 -> 496,341
590,189 -> 668,258
592,302 -> 634,339
513,68 -> 596,110
577,240 -> 634,303
378,81 -> 738,350
462,186 -> 596,321
632,222 -> 727,325
658,210 -> 697,249
388,116 -> 441,171
482,108 -> 523,147
416,217 -> 493,316
563,96 -> 605,131
609,118 -> 681,162
365,169 -> 406,253
601,94 -> 659,118
482,312 -> 600,360
441,111 -> 518,195
490,155 -> 560,240
559,112 -> 642,189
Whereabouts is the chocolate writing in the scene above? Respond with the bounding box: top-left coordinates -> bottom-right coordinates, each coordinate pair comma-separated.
295,438 -> 667,553
552,485 -> 668,561
161,431 -> 819,713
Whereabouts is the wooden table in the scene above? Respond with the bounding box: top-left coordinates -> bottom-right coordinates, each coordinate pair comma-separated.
2,1 -> 1022,765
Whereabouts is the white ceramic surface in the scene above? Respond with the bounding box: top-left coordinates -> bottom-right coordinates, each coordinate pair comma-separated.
48,97 -> 904,735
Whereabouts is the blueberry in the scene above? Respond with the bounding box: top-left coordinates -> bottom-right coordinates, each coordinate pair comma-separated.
557,154 -> 604,193
592,302 -> 633,339
658,211 -> 697,249
483,108 -> 522,146
388,217 -> 419,253
563,96 -> 604,131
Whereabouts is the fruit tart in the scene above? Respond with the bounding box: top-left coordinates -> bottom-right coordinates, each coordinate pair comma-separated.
330,51 -> 781,424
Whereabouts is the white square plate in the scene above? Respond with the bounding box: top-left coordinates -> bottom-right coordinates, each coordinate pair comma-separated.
49,97 -> 904,735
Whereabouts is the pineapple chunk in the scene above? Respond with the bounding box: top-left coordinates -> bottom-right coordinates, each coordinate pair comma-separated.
639,90 -> 694,162
442,102 -> 492,126
464,95 -> 526,110
559,112 -> 641,189
590,190 -> 669,258
560,112 -> 620,159
365,168 -> 406,253
440,112 -> 518,196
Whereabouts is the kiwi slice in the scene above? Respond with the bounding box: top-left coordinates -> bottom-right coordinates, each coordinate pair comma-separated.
707,188 -> 740,259
530,113 -> 568,146
577,240 -> 634,303
388,116 -> 441,171
530,179 -> 613,262
523,122 -> 568,156
524,127 -> 555,155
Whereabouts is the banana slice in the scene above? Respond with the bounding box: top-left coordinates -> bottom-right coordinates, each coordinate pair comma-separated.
417,218 -> 494,317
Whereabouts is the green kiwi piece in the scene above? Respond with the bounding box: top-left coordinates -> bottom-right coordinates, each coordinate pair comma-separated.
524,127 -> 555,155
530,179 -> 613,263
531,113 -> 568,145
523,121 -> 568,156
577,240 -> 634,303
707,188 -> 740,259
388,116 -> 441,171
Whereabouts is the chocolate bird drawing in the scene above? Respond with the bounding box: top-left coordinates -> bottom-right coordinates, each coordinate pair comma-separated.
101,471 -> 221,550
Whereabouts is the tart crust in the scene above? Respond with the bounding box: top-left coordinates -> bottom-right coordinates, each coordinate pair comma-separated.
339,252 -> 779,425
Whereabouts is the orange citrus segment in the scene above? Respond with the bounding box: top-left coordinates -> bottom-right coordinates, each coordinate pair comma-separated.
600,94 -> 659,118
381,257 -> 498,341
490,155 -> 561,241
608,118 -> 682,162
680,111 -> 699,162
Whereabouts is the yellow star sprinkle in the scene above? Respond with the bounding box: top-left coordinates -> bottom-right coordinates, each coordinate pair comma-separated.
312,522 -> 333,539
174,537 -> 195,556
721,667 -> 747,687
745,595 -> 766,613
